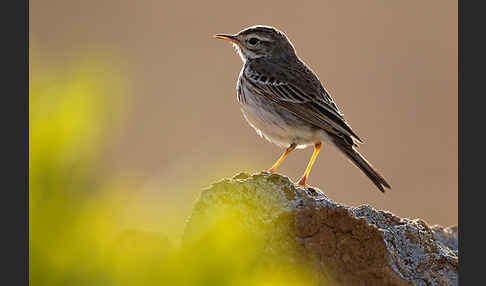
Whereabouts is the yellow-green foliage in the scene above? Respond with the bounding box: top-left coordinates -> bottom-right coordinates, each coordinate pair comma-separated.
29,56 -> 316,286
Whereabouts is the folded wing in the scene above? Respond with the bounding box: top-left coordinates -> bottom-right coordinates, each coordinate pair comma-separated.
244,62 -> 363,144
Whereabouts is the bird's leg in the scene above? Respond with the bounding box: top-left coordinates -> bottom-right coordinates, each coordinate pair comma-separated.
296,143 -> 322,188
268,143 -> 297,173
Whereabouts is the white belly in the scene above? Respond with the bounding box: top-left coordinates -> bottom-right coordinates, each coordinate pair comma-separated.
240,99 -> 333,149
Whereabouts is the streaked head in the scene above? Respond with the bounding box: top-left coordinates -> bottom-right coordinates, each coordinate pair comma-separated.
215,25 -> 296,61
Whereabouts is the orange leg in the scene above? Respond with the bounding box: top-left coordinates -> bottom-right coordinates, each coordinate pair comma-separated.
296,143 -> 322,188
268,143 -> 297,173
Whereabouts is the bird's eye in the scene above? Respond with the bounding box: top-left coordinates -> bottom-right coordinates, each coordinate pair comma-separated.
248,38 -> 259,45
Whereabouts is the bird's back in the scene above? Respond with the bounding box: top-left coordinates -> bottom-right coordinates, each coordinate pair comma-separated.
242,57 -> 362,144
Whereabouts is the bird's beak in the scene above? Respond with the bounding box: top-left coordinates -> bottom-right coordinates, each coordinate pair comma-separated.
214,34 -> 238,43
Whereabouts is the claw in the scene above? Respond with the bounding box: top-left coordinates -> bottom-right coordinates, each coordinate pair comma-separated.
294,182 -> 312,189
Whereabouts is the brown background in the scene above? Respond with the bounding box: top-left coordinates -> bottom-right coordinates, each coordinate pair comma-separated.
31,0 -> 457,226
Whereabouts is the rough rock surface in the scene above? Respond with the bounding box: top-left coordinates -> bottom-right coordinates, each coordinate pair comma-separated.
184,172 -> 458,286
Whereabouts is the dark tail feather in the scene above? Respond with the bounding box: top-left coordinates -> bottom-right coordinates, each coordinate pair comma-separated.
335,143 -> 391,193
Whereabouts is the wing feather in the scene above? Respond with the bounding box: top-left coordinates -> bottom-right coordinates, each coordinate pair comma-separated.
244,66 -> 363,143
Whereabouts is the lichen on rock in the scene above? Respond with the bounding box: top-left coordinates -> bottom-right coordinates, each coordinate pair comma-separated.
183,172 -> 458,286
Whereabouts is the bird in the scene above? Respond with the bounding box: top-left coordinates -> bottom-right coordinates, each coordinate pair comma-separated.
214,25 -> 391,193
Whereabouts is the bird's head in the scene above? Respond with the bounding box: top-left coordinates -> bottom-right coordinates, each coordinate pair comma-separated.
215,25 -> 296,62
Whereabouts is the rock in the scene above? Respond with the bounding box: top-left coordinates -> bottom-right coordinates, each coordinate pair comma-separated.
183,172 -> 458,286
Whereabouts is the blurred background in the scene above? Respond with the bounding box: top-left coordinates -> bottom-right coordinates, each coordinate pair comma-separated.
30,0 -> 457,285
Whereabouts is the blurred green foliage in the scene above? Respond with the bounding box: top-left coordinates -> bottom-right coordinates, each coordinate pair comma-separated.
29,56 -> 316,286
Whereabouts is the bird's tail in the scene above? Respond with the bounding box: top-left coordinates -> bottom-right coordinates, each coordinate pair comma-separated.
334,142 -> 391,193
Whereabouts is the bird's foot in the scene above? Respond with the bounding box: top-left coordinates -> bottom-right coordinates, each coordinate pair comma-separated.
294,181 -> 323,196
295,177 -> 310,188
294,182 -> 312,189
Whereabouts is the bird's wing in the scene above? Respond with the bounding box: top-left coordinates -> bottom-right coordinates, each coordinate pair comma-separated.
244,61 -> 363,143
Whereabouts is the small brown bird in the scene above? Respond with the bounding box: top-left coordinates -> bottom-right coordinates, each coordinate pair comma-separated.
215,25 -> 391,192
